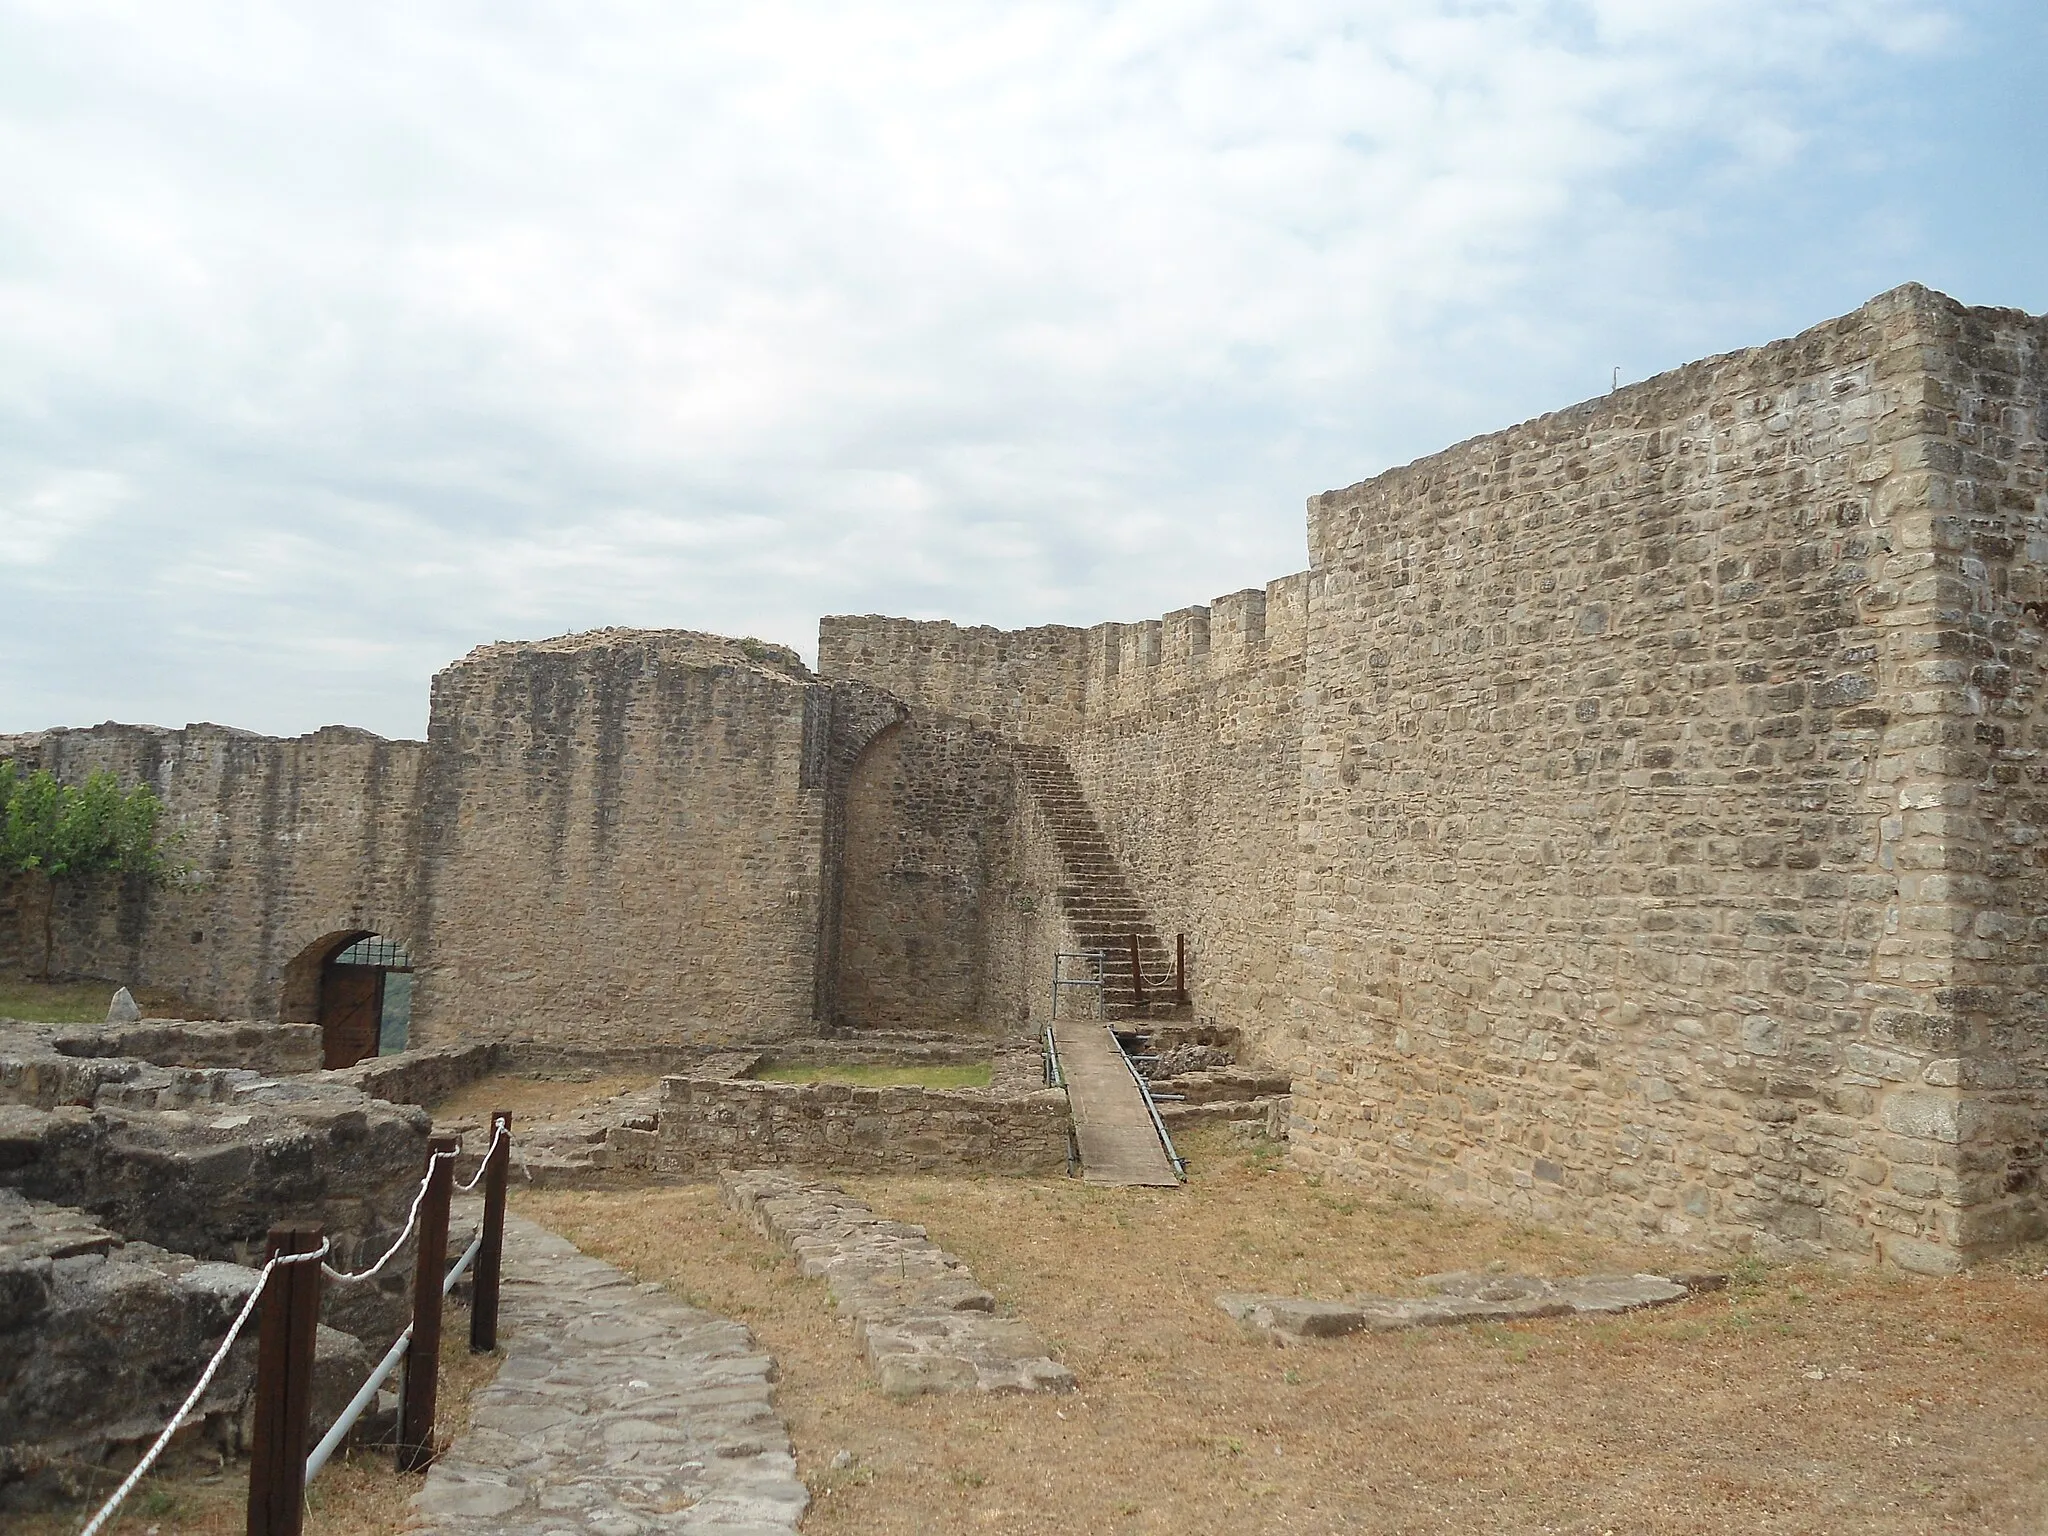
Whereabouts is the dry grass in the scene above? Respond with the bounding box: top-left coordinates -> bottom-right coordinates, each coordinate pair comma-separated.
14,1300 -> 503,1536
524,1125 -> 2048,1536
751,1061 -> 993,1090
0,974 -> 204,1026
432,1071 -> 660,1122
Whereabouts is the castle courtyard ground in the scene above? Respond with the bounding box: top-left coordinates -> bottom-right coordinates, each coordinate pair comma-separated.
15,1112 -> 2047,1534
525,1123 -> 2048,1536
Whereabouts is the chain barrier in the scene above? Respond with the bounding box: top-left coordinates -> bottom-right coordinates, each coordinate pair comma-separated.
76,1241 -> 331,1536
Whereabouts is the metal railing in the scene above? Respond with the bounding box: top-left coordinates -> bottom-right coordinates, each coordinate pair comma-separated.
1050,948 -> 1107,1021
75,1111 -> 516,1536
1112,1029 -> 1186,1180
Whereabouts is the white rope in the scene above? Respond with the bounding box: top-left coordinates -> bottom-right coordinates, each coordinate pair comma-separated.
321,1148 -> 457,1285
454,1121 -> 508,1193
76,1242 -> 330,1536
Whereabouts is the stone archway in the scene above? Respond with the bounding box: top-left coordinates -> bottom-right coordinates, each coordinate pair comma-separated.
281,929 -> 414,1069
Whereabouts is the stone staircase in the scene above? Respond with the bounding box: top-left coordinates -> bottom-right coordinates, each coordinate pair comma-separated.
1013,743 -> 1186,1018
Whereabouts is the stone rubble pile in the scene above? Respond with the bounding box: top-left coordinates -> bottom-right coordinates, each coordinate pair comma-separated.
439,1084 -> 667,1189
1219,1268 -> 1725,1341
719,1170 -> 1074,1400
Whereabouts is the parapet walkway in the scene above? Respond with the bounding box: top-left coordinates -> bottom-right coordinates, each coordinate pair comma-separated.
411,1216 -> 808,1536
1052,1020 -> 1181,1187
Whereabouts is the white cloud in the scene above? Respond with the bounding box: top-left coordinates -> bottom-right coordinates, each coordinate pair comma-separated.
0,469 -> 129,565
0,0 -> 1968,737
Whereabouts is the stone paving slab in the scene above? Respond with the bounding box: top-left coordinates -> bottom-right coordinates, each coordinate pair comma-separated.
720,1170 -> 1074,1400
411,1215 -> 806,1536
1218,1269 -> 1725,1342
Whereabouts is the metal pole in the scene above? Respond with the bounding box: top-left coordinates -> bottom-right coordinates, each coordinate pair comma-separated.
1174,933 -> 1188,1007
470,1113 -> 511,1353
397,1137 -> 456,1472
1127,933 -> 1147,1008
247,1225 -> 323,1536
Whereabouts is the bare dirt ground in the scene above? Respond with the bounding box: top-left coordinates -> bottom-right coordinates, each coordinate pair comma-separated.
433,1070 -> 661,1123
13,1298 -> 503,1536
523,1125 -> 2048,1536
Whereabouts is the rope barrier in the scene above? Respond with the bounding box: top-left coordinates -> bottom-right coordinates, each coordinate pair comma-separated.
321,1148 -> 458,1285
75,1242 -> 330,1536
454,1121 -> 507,1193
77,1119 -> 510,1534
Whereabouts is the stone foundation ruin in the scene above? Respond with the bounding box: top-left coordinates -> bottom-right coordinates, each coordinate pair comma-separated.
4,283 -> 2046,1283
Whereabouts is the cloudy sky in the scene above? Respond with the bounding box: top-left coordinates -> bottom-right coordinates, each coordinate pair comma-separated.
2,1 -> 2041,740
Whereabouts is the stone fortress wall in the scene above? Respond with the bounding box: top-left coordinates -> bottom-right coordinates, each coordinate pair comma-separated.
0,723 -> 423,1021
818,285 -> 2048,1272
5,283 -> 2043,1274
1286,283 -> 2048,1272
410,629 -> 833,1049
818,573 -> 1309,1060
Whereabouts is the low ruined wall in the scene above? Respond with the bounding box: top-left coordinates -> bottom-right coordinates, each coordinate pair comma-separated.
655,1076 -> 1069,1175
51,1020 -> 323,1074
323,1041 -> 503,1108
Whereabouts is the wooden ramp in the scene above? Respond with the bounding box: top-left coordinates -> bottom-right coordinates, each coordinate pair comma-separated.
1052,1021 -> 1180,1188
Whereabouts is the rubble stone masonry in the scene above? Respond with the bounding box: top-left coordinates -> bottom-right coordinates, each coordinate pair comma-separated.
412,630 -> 829,1048
0,723 -> 422,1020
9,284 -> 2044,1270
1290,284 -> 2048,1272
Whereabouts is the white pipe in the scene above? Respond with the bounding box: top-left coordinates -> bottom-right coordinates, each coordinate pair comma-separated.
303,1226 -> 482,1484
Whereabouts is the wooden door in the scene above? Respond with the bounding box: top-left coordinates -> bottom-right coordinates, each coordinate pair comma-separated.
320,964 -> 385,1069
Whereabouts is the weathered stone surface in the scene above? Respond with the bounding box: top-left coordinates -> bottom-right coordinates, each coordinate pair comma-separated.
0,1022 -> 431,1338
9,282 -> 2048,1274
412,1215 -> 806,1536
659,1077 -> 1069,1177
1219,1270 -> 1711,1342
104,988 -> 140,1025
0,1191 -> 373,1510
55,1019 -> 322,1075
438,1083 -> 665,1190
326,1041 -> 503,1108
720,1170 -> 1072,1399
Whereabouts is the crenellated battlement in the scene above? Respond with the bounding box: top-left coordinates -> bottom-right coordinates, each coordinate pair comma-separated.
819,570 -> 1307,735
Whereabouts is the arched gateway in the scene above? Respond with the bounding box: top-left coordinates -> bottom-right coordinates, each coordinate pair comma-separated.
282,930 -> 414,1069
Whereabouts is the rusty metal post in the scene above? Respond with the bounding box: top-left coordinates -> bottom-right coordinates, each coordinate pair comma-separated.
247,1225 -> 324,1536
1174,933 -> 1188,1007
1127,933 -> 1147,1007
397,1137 -> 456,1472
470,1112 -> 511,1353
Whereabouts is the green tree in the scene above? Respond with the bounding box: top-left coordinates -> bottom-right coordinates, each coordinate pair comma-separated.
0,761 -> 178,979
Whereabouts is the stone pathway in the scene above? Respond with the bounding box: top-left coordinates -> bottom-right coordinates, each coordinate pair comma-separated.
721,1170 -> 1074,1400
1219,1268 -> 1727,1341
1052,1020 -> 1179,1187
411,1215 -> 807,1536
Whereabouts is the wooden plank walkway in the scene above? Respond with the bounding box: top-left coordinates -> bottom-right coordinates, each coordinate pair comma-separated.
1052,1020 -> 1180,1188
